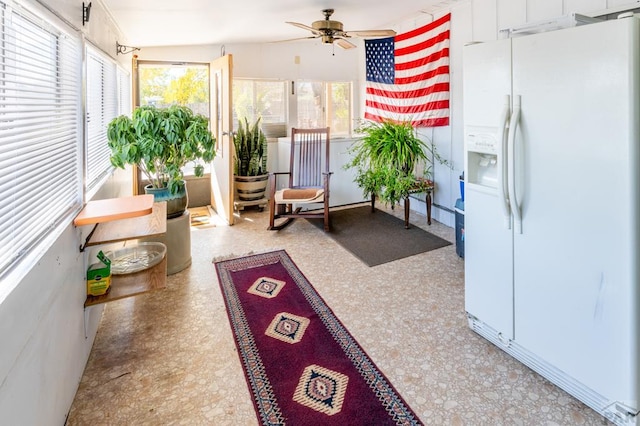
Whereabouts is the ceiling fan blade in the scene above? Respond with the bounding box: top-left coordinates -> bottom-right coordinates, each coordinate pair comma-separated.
269,36 -> 319,44
286,21 -> 323,35
336,38 -> 356,50
345,29 -> 396,37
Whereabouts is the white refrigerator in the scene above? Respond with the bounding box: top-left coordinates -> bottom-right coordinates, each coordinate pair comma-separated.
463,16 -> 639,425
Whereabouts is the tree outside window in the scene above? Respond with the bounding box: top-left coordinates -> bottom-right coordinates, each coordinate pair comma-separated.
139,63 -> 209,118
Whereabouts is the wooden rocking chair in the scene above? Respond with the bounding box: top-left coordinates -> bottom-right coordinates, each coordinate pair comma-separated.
268,127 -> 332,231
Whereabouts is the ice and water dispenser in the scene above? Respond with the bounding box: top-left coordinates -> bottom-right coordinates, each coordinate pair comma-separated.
458,127 -> 501,259
466,126 -> 499,189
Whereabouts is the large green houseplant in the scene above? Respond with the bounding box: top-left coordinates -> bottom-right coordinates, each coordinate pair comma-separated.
233,117 -> 268,203
345,120 -> 448,206
107,104 -> 216,218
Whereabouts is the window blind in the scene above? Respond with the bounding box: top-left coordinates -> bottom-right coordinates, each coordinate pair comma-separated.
0,1 -> 82,277
86,45 -> 117,192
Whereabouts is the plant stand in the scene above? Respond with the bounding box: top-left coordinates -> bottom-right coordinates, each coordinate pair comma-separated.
370,178 -> 434,229
141,210 -> 192,275
165,211 -> 192,274
234,197 -> 268,212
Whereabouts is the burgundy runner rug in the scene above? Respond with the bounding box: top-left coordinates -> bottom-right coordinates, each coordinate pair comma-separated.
214,250 -> 423,425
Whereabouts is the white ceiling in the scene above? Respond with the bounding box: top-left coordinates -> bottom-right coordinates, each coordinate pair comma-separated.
101,0 -> 464,47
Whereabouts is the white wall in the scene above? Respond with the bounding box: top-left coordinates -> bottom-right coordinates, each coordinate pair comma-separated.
1,0 -> 637,424
0,0 -> 131,424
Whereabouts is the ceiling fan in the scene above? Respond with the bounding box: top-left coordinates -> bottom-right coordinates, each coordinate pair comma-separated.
283,9 -> 396,49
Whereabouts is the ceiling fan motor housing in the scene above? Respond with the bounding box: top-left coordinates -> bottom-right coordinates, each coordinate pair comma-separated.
312,19 -> 343,33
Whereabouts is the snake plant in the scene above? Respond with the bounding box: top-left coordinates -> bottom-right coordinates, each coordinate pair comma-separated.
233,117 -> 267,176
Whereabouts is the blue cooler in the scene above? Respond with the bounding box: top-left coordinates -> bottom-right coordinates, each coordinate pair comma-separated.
455,198 -> 464,258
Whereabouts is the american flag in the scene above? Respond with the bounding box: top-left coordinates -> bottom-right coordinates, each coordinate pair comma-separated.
364,13 -> 450,127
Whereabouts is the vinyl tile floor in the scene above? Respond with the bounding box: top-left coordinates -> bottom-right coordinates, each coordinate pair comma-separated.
67,204 -> 611,425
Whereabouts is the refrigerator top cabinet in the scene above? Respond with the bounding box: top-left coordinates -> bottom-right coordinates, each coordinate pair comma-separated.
463,16 -> 640,425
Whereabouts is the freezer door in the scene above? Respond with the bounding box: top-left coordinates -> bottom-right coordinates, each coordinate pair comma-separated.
511,18 -> 638,405
464,185 -> 515,339
463,39 -> 515,339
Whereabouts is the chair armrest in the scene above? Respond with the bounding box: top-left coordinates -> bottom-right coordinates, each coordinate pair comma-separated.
269,172 -> 293,197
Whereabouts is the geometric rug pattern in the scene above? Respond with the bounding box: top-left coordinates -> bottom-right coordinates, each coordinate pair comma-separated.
293,364 -> 348,416
214,250 -> 423,425
265,312 -> 310,345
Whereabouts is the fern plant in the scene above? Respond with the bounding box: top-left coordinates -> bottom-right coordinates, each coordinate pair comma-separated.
233,117 -> 267,176
345,120 -> 449,206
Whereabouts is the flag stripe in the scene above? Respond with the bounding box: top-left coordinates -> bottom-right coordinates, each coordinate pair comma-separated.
395,30 -> 450,58
396,48 -> 449,73
373,68 -> 450,93
364,111 -> 450,128
366,82 -> 450,100
367,72 -> 450,95
364,13 -> 451,127
365,99 -> 450,115
395,13 -> 453,43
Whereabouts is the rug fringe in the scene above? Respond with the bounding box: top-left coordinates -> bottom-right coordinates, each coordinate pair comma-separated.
211,247 -> 284,264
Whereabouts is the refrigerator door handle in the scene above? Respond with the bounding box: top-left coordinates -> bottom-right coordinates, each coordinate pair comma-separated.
507,95 -> 522,234
497,95 -> 511,229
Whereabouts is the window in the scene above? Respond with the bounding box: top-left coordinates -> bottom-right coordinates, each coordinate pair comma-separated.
232,79 -> 352,137
137,61 -> 209,117
86,46 -> 118,193
297,81 -> 351,136
233,79 -> 287,130
136,61 -> 209,176
0,0 -> 82,277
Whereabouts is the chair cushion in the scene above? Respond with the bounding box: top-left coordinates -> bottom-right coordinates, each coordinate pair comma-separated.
275,188 -> 324,203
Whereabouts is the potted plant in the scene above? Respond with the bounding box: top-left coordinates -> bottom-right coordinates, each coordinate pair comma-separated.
233,117 -> 268,203
345,119 -> 448,207
107,104 -> 216,218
